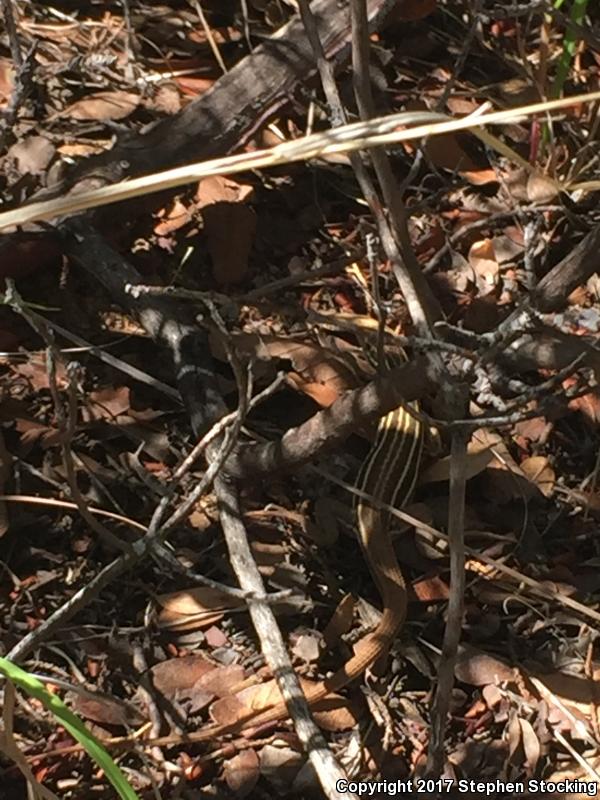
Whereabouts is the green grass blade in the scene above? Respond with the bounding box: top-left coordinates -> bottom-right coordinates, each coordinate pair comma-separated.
0,657 -> 141,800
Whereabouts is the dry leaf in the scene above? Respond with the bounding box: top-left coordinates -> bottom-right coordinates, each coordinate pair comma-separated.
149,654 -> 217,698
157,587 -> 243,616
468,238 -> 499,292
16,419 -> 62,450
493,231 -> 525,263
210,332 -> 359,407
513,416 -> 551,445
243,679 -> 358,731
312,698 -> 360,731
250,539 -> 288,567
519,717 -> 541,775
495,78 -> 542,106
209,694 -> 248,726
196,175 -> 254,206
214,677 -> 357,731
419,444 -> 493,485
482,683 -> 502,709
411,574 -> 449,602
310,496 -> 341,546
71,693 -> 142,729
259,744 -> 304,790
461,168 -> 498,186
147,83 -> 181,115
0,57 -> 14,105
194,664 -> 246,698
454,645 -> 515,686
156,611 -> 223,632
242,678 -> 282,712
57,141 -> 108,157
323,593 -> 355,646
520,455 -> 555,497
224,749 -> 260,797
507,711 -> 522,761
527,172 -> 559,203
472,429 -> 520,471
156,587 -> 244,631
175,75 -> 215,97
472,428 -> 539,503
532,669 -> 600,729
84,386 -> 131,421
291,633 -> 320,664
12,359 -> 66,392
63,90 -> 140,121
425,133 -> 479,172
403,100 -> 479,173
154,198 -> 192,236
8,136 -> 55,175
569,390 -> 600,425
205,625 -> 228,648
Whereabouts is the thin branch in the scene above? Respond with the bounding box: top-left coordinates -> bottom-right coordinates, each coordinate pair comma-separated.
224,358 -> 430,478
350,0 -> 441,333
214,475 -> 354,800
425,428 -> 468,776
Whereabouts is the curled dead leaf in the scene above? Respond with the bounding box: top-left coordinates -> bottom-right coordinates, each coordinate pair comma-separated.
519,717 -> 541,775
323,593 -> 355,646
